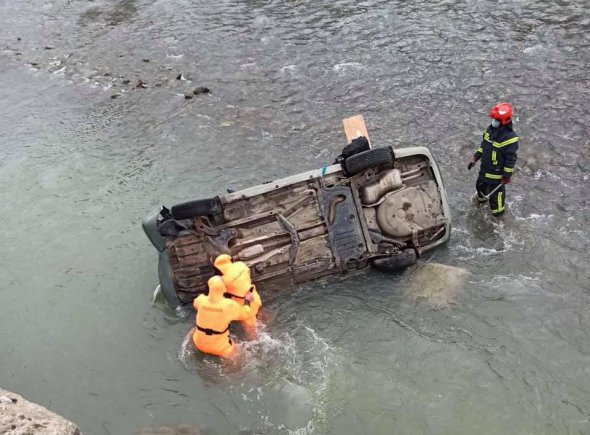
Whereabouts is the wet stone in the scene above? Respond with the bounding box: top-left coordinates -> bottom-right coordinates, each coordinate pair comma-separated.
192,86 -> 210,95
0,387 -> 81,434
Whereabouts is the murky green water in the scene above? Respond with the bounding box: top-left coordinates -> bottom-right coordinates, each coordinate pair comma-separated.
1,1 -> 589,434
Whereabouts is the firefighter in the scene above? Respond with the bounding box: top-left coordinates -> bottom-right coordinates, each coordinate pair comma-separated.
213,254 -> 262,329
468,102 -> 519,217
192,276 -> 253,357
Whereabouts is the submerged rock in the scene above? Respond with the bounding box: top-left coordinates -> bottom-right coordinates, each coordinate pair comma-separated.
0,387 -> 81,434
405,262 -> 470,309
192,86 -> 210,95
135,424 -> 201,434
269,381 -> 314,431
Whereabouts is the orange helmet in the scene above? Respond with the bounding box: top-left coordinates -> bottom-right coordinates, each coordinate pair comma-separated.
489,103 -> 513,125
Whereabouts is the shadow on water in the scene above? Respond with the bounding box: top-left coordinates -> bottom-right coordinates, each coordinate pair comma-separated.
78,0 -> 139,27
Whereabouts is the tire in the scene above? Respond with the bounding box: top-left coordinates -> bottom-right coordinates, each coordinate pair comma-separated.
370,249 -> 417,272
142,208 -> 166,252
158,251 -> 182,309
334,136 -> 371,163
344,147 -> 394,176
171,197 -> 222,220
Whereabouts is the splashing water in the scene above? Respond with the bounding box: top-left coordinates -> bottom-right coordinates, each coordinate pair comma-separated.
178,319 -> 339,433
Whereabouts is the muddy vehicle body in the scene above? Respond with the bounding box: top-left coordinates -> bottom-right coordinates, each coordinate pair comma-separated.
143,122 -> 451,308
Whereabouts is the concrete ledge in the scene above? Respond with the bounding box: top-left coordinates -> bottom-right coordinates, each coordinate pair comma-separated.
0,387 -> 81,435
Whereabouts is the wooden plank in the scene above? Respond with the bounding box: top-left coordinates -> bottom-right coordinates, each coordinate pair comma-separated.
342,114 -> 371,147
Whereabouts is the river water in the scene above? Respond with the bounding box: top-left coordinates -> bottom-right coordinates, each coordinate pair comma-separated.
1,0 -> 589,434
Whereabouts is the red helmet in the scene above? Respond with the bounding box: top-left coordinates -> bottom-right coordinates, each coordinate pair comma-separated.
489,102 -> 513,125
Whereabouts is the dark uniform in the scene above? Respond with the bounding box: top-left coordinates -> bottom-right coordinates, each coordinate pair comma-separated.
473,122 -> 519,216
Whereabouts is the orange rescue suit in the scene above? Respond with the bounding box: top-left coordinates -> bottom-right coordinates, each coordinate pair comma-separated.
192,276 -> 252,357
214,254 -> 262,327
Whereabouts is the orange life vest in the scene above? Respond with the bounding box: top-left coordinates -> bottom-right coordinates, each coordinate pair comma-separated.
214,254 -> 262,325
192,276 -> 252,357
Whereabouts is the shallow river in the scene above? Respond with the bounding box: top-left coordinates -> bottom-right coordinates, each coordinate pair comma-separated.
1,0 -> 589,434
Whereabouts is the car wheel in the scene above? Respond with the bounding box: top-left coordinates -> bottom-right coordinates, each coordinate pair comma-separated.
370,249 -> 417,272
344,147 -> 394,176
158,251 -> 182,308
171,197 -> 222,220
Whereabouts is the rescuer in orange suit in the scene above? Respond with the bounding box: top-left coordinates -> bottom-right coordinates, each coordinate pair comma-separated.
214,254 -> 262,328
192,276 -> 253,357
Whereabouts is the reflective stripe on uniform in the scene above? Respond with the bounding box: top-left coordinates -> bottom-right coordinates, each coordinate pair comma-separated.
492,192 -> 505,213
485,173 -> 503,179
503,167 -> 514,173
491,150 -> 497,166
484,131 -> 490,141
477,147 -> 483,153
492,136 -> 519,148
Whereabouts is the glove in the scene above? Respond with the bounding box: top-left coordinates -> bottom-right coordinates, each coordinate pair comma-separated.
501,177 -> 511,185
467,161 -> 475,170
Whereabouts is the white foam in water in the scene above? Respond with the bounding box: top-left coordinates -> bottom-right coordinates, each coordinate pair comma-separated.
515,213 -> 553,221
475,246 -> 508,256
533,169 -> 567,186
280,64 -> 297,73
518,274 -> 541,282
523,44 -> 545,55
452,217 -> 526,259
229,321 -> 339,433
52,66 -> 66,75
176,315 -> 339,433
150,284 -> 161,305
333,62 -> 363,71
178,329 -> 195,366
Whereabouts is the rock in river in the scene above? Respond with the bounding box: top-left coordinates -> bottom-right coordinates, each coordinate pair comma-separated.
0,387 -> 81,434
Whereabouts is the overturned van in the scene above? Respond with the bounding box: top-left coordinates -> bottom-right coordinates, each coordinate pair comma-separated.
143,117 -> 451,308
